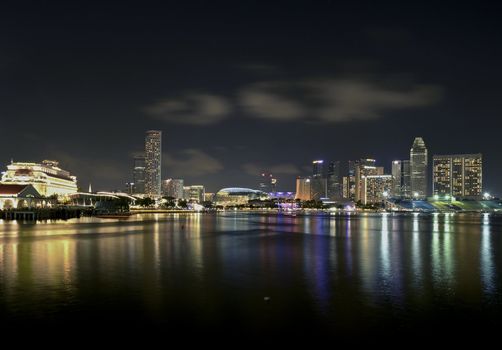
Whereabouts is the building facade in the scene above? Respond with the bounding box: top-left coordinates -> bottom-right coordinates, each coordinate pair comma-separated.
132,154 -> 146,195
410,137 -> 428,199
402,160 -> 411,198
214,187 -> 268,207
432,154 -> 482,199
0,184 -> 44,209
391,160 -> 412,198
295,177 -> 312,201
185,185 -> 205,203
144,130 -> 162,197
342,160 -> 357,200
312,160 -> 324,178
362,175 -> 394,205
0,160 -> 78,197
162,178 -> 184,199
391,161 -> 402,196
311,160 -> 327,200
327,161 -> 342,200
355,159 -> 384,202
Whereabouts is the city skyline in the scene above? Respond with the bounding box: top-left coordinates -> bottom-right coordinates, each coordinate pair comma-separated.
0,133 -> 491,197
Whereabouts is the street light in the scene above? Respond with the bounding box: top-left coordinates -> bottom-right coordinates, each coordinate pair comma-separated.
483,192 -> 491,200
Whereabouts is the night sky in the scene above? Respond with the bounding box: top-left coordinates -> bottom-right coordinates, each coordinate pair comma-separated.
1,1 -> 501,194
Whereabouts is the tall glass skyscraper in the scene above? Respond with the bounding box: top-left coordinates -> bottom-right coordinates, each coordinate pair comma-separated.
402,160 -> 411,198
144,130 -> 162,197
391,160 -> 412,198
410,137 -> 428,199
311,160 -> 326,200
391,160 -> 402,196
132,154 -> 145,194
327,161 -> 342,200
312,160 -> 324,178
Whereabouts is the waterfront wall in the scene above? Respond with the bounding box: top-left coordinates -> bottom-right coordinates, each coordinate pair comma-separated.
0,208 -> 94,221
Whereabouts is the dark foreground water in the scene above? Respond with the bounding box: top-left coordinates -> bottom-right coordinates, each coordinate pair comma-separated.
1,212 -> 501,343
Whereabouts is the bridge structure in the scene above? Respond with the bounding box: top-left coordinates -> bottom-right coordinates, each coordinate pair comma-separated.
69,192 -> 136,207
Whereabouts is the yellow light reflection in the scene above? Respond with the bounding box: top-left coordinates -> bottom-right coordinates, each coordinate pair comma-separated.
481,213 -> 494,295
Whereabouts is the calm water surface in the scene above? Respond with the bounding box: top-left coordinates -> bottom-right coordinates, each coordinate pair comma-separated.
1,212 -> 501,340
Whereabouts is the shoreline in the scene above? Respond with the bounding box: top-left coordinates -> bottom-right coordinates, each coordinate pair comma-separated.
1,207 -> 500,223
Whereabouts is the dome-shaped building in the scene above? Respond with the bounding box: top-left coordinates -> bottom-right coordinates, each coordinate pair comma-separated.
214,187 -> 269,207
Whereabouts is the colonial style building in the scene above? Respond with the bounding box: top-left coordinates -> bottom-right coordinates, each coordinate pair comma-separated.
0,184 -> 44,209
0,160 -> 78,197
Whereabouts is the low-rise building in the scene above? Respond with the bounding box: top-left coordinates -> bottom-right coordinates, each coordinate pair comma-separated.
0,184 -> 44,209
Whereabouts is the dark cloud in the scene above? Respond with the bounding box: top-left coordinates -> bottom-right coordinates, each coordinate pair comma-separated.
146,77 -> 441,126
163,149 -> 223,178
239,78 -> 442,123
145,93 -> 231,125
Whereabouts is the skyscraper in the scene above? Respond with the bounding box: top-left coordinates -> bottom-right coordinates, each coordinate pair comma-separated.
342,160 -> 357,200
311,160 -> 327,200
327,161 -> 342,200
144,130 -> 162,197
432,154 -> 482,199
410,137 -> 428,199
391,161 -> 402,196
354,159 -> 383,202
391,160 -> 412,198
132,154 -> 146,194
402,160 -> 411,198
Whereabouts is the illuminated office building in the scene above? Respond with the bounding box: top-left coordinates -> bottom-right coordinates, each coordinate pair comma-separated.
185,185 -> 205,203
327,161 -> 342,200
162,178 -> 184,199
132,155 -> 146,195
432,154 -> 482,199
311,160 -> 327,200
391,160 -> 402,196
355,159 -> 384,202
144,130 -> 162,197
410,137 -> 428,199
391,160 -> 411,198
362,175 -> 393,205
342,160 -> 357,200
